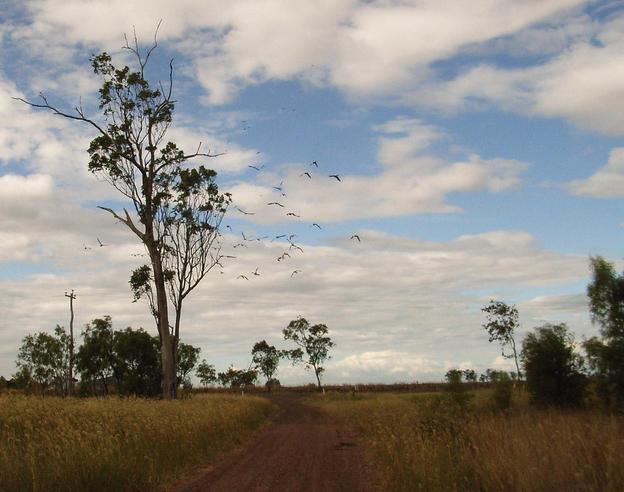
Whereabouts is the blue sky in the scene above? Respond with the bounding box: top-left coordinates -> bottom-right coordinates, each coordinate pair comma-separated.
1,0 -> 623,383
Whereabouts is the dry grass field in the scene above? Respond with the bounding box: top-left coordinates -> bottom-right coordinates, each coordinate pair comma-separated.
0,393 -> 273,492
313,391 -> 624,492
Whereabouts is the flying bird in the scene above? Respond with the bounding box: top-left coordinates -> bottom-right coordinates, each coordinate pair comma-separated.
329,174 -> 341,182
248,164 -> 264,171
83,244 -> 92,250
310,161 -> 318,167
301,172 -> 312,179
288,234 -> 297,241
291,270 -> 301,278
233,242 -> 248,249
236,207 -> 255,215
273,181 -> 284,192
277,252 -> 291,262
237,275 -> 249,280
289,243 -> 304,253
275,234 -> 288,239
286,212 -> 300,218
267,202 -> 285,207
252,267 -> 260,276
97,237 -> 108,247
350,234 -> 361,242
311,223 -> 322,229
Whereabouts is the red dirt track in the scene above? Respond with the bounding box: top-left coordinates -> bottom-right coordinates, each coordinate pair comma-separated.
170,395 -> 373,492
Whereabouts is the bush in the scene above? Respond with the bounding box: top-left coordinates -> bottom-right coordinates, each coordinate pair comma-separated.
521,323 -> 586,407
490,371 -> 513,410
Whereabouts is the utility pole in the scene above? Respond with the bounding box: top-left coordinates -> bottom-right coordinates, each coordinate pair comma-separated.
65,290 -> 76,396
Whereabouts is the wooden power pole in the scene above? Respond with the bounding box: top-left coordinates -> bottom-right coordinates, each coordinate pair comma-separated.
64,290 -> 76,396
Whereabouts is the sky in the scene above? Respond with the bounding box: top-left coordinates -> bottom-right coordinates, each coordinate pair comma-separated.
1,0 -> 624,384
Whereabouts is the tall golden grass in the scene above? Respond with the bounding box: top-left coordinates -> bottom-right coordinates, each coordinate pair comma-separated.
0,393 -> 273,492
314,391 -> 624,491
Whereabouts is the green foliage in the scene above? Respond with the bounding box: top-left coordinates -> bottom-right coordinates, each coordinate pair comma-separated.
14,325 -> 71,394
251,340 -> 281,387
217,366 -> 258,388
282,317 -> 334,389
444,369 -> 473,408
196,360 -> 217,387
490,371 -> 513,410
112,327 -> 161,396
521,323 -> 585,407
176,342 -> 201,388
76,316 -> 115,395
585,256 -> 624,408
482,300 -> 522,380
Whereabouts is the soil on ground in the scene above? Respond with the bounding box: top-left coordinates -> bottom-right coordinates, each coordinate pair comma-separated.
169,394 -> 373,492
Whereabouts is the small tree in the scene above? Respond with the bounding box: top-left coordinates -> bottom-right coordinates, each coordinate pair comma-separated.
76,316 -> 115,395
521,323 -> 585,407
217,366 -> 257,388
584,256 -> 624,407
444,369 -> 473,408
15,326 -> 71,395
283,317 -> 334,390
196,360 -> 217,387
482,300 -> 522,382
251,340 -> 281,390
112,327 -> 161,396
176,342 -> 200,389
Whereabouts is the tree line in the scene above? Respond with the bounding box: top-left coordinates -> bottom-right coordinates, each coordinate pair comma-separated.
2,316 -> 334,397
444,255 -> 624,410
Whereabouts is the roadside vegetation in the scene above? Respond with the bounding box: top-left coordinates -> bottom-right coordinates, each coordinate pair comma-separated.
313,390 -> 624,491
0,394 -> 273,492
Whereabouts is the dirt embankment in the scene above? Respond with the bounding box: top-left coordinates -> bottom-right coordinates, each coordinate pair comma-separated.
169,395 -> 373,492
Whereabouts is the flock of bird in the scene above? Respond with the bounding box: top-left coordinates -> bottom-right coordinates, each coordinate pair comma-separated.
83,158 -> 362,284
224,158 -> 361,281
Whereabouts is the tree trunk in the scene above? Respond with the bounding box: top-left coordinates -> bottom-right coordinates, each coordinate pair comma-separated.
314,367 -> 322,391
149,242 -> 176,399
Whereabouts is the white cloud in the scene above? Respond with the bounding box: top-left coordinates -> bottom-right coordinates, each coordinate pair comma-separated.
567,147 -> 624,197
13,0 -> 585,105
404,14 -> 624,135
226,117 -> 527,223
0,206 -> 594,381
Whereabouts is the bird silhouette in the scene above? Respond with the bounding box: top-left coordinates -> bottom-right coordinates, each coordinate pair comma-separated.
301,172 -> 312,179
267,202 -> 285,207
275,234 -> 288,239
286,212 -> 300,218
97,237 -> 108,247
233,242 -> 248,248
311,161 -> 318,167
236,207 -> 255,215
237,275 -> 249,280
273,181 -> 284,192
83,244 -> 92,250
329,174 -> 341,182
248,164 -> 264,171
252,267 -> 260,276
289,243 -> 304,253
350,234 -> 361,242
311,223 -> 322,229
291,270 -> 301,278
277,252 -> 291,262
288,234 -> 297,241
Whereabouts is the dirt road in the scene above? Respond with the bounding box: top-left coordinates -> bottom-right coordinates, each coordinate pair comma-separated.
170,395 -> 373,492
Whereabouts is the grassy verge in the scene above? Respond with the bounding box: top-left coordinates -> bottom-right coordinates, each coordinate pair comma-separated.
312,391 -> 624,491
0,393 -> 273,492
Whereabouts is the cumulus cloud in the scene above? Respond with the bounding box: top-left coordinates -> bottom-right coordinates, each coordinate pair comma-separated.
404,13 -> 624,135
567,148 -> 624,197
10,0 -> 584,105
226,117 -> 527,223
0,210 -> 594,380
